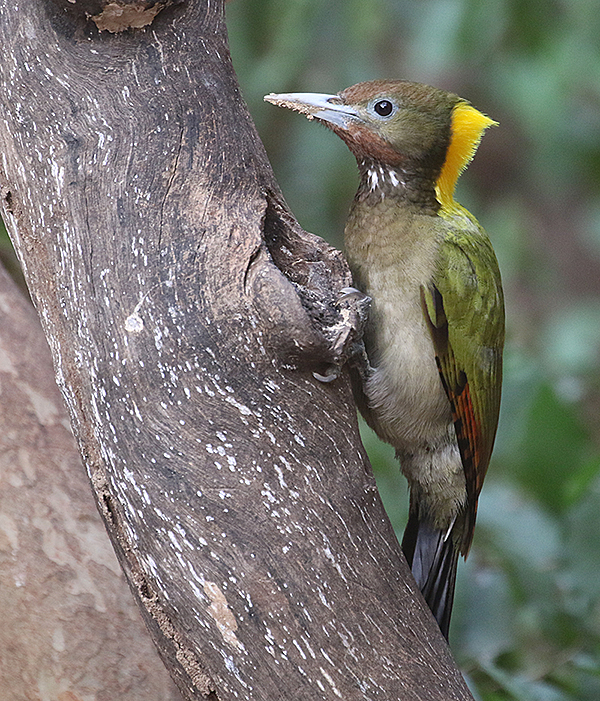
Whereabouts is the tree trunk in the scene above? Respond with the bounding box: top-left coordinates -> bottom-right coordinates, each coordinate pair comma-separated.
0,1 -> 474,699
0,263 -> 184,700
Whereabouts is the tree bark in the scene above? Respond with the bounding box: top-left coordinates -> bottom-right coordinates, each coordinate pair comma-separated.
0,1 -> 474,699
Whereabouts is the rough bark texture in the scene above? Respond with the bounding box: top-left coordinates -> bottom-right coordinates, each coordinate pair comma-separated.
0,1 -> 474,699
0,263 -> 184,700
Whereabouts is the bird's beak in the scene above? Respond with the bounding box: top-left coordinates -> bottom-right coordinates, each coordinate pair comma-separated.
264,92 -> 359,129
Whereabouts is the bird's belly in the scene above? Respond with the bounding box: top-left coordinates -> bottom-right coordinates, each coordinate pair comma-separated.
367,338 -> 465,523
365,315 -> 452,450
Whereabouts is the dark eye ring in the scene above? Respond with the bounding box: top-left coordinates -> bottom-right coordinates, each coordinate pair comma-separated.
374,99 -> 394,117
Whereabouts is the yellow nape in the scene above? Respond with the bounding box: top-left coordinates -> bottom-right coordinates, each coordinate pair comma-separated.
435,102 -> 497,213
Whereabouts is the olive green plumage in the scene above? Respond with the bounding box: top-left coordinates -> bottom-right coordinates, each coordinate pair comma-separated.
265,80 -> 505,640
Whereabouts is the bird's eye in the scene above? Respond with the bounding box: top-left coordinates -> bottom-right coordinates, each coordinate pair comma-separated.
373,99 -> 394,117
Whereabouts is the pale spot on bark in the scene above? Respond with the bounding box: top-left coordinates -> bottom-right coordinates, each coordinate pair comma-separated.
203,581 -> 244,651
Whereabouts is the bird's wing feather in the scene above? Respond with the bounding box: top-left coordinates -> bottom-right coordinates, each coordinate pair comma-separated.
421,224 -> 504,553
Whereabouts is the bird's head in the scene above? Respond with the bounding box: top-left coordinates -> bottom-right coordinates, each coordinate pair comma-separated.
265,80 -> 496,210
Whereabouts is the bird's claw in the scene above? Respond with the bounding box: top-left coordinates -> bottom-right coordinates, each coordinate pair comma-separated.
314,286 -> 372,383
313,366 -> 341,383
338,286 -> 365,301
338,286 -> 371,313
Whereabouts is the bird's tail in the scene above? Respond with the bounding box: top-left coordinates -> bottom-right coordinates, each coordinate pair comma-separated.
402,511 -> 459,640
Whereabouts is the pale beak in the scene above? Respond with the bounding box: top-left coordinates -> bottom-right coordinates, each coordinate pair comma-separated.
264,92 -> 359,129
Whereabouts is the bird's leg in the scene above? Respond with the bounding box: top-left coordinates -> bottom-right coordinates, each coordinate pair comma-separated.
313,287 -> 372,383
337,287 -> 374,378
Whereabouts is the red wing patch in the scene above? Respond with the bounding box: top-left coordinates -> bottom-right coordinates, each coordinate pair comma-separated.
434,360 -> 483,554
451,379 -> 483,497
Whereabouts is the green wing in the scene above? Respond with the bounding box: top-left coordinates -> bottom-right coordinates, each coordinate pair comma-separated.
421,224 -> 505,553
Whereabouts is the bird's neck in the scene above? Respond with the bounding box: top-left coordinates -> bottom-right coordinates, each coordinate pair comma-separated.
356,158 -> 440,212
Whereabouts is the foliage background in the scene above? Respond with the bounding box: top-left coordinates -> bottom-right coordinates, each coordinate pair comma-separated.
0,1 -> 598,699
226,1 -> 600,699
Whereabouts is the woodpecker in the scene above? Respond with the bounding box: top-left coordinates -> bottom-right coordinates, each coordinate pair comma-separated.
265,80 -> 504,639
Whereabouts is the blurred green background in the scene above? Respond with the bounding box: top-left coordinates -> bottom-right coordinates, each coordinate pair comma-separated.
227,1 -> 600,699
0,1 -> 598,698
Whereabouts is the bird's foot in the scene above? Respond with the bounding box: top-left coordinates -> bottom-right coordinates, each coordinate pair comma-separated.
313,287 -> 371,383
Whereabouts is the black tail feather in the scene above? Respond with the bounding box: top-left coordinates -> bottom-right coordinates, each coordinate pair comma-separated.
402,511 -> 459,640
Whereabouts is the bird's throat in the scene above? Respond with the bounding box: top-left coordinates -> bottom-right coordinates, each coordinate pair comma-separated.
357,159 -> 439,210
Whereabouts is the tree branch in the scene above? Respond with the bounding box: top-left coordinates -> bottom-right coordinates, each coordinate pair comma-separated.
0,263 -> 183,700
